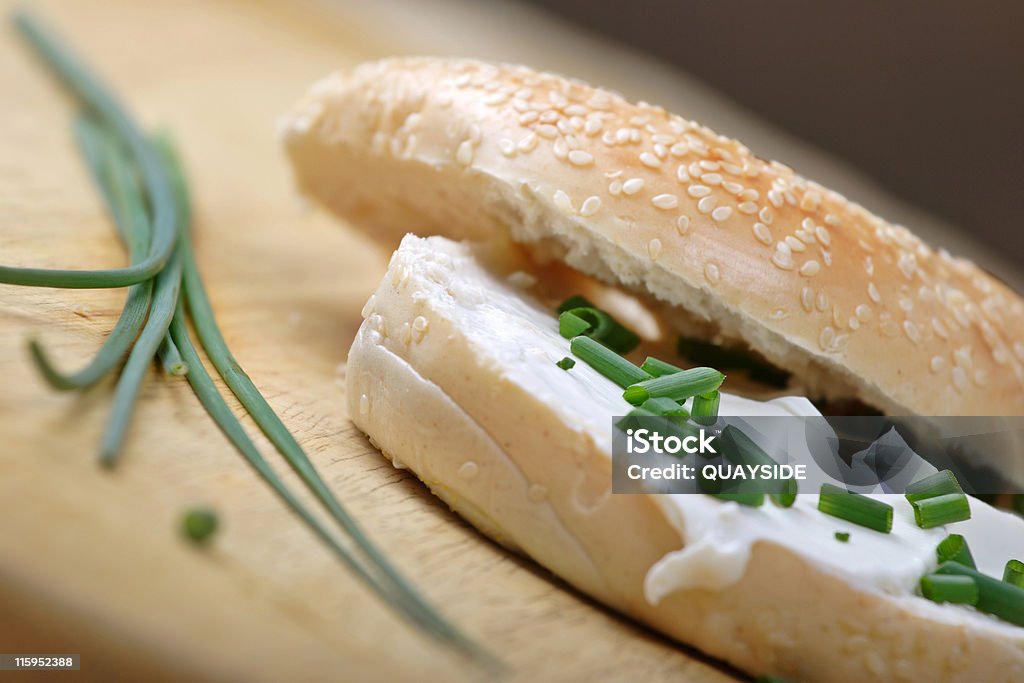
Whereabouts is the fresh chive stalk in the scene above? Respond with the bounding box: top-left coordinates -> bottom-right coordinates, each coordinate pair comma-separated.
158,335 -> 189,376
1004,560 -> 1024,588
905,469 -> 963,503
623,367 -> 724,405
835,531 -> 850,542
3,13 -> 179,288
718,425 -> 795,505
691,391 -> 721,426
919,574 -> 979,605
910,493 -> 971,529
570,336 -> 650,388
640,357 -> 684,377
181,507 -> 219,544
817,484 -> 893,533
555,356 -> 575,371
936,561 -> 1024,626
936,534 -> 976,568
562,306 -> 639,353
559,311 -> 590,338
640,397 -> 688,419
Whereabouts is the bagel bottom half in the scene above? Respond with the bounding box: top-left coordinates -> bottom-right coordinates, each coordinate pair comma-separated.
345,234 -> 1024,682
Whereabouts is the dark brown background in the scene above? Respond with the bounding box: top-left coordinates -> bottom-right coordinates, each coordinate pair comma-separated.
526,0 -> 1024,268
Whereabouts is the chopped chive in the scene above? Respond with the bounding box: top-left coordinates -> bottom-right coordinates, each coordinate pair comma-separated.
616,409 -> 701,445
905,469 -> 963,503
919,574 -> 978,605
834,531 -> 850,542
181,507 -> 218,544
555,356 -> 575,371
718,425 -> 795,505
570,336 -> 650,388
691,390 -> 721,426
935,562 -> 1024,626
640,397 -> 688,418
561,306 -> 639,353
910,493 -> 971,529
771,481 -> 798,508
3,14 -> 179,288
1004,560 -> 1024,588
640,357 -> 684,377
623,367 -> 724,405
936,534 -> 976,568
556,294 -> 593,313
817,484 -> 893,533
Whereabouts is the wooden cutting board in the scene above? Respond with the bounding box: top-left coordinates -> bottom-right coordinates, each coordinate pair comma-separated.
0,1 -> 740,680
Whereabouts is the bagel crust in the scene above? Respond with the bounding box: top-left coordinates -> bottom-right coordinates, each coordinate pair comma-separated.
284,57 -> 1024,416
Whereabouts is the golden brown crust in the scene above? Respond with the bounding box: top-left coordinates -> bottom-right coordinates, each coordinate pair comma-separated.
283,57 -> 1024,415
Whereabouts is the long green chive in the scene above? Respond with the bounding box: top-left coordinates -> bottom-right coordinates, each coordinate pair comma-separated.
691,391 -> 721,426
181,507 -> 219,544
157,335 -> 189,376
936,561 -> 1024,626
559,311 -> 591,338
623,367 -> 724,406
817,484 -> 893,533
1004,560 -> 1024,588
905,469 -> 963,503
28,118 -> 155,389
640,397 -> 688,419
910,493 -> 971,529
936,534 -> 976,568
3,13 -> 178,288
570,336 -> 650,388
155,138 -> 490,663
919,574 -> 979,605
640,357 -> 683,377
555,356 -> 575,371
561,306 -> 639,353
834,531 -> 850,542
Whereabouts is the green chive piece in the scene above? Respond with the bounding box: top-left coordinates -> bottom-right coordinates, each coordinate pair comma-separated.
817,484 -> 893,533
616,408 -> 701,441
556,295 -> 593,314
834,531 -> 850,542
935,562 -> 1024,625
559,311 -> 591,339
3,13 -> 179,288
570,336 -> 650,388
181,507 -> 219,544
1004,560 -> 1024,588
158,335 -> 189,376
677,337 -> 790,387
771,482 -> 798,508
910,493 -> 971,529
905,469 -> 963,503
640,357 -> 684,377
718,425 -> 794,505
937,534 -> 976,568
561,306 -> 639,353
555,357 -> 575,371
623,367 -> 725,405
640,397 -> 688,418
691,391 -> 721,426
919,574 -> 979,605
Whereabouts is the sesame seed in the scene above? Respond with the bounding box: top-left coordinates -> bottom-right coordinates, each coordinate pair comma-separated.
701,173 -> 723,186
974,369 -> 989,386
648,238 -> 663,261
930,356 -> 946,373
785,236 -> 807,252
931,318 -> 948,339
759,206 -> 774,224
849,317 -> 861,330
653,144 -> 668,159
722,181 -> 744,195
536,124 -> 558,139
456,140 -> 474,166
568,149 -> 594,166
768,189 -> 784,207
498,138 -> 517,157
855,304 -> 872,321
899,297 -> 913,312
801,287 -> 814,312
865,256 -> 874,276
753,222 -> 773,245
740,188 -> 759,201
819,326 -> 836,351
903,320 -> 921,343
553,138 -> 569,160
539,109 -> 559,123
737,201 -> 758,214
816,292 -> 829,312
1014,341 -> 1024,361
954,346 -> 973,369
687,185 -> 711,198
952,366 -> 968,392
772,250 -> 794,270
580,196 -> 601,217
697,196 -> 717,214
670,142 -> 688,156
640,152 -> 661,168
705,262 -> 721,284
468,124 -> 482,144
711,206 -> 733,222
553,190 -> 573,213
824,213 -> 839,226
799,260 -> 821,277
584,118 -> 603,136
622,178 -> 645,195
676,215 -> 691,235
608,180 -> 623,196
699,160 -> 720,171
676,165 -> 690,182
652,194 -> 679,210
867,282 -> 881,303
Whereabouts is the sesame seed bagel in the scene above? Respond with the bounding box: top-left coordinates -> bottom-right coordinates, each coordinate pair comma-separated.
282,57 -> 1024,416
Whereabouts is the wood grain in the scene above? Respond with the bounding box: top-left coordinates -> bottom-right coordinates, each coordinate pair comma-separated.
0,1 -> 739,680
